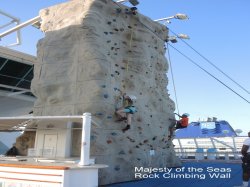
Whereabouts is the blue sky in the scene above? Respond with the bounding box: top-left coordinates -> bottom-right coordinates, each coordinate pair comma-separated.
1,0 -> 250,135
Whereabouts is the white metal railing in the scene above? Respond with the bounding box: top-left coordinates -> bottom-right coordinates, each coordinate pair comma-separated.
173,136 -> 246,160
0,10 -> 21,47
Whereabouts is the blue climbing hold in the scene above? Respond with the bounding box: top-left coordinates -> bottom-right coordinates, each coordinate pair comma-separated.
114,165 -> 120,171
95,112 -> 103,116
118,150 -> 125,155
111,132 -> 117,136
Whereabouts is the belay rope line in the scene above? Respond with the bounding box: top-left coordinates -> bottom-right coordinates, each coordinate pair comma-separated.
127,22 -> 134,72
166,43 -> 180,116
114,15 -> 135,109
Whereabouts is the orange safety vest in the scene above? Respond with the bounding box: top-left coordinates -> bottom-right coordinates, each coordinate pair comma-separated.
180,117 -> 189,127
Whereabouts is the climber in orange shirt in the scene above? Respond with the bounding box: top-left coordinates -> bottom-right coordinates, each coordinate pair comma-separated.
175,113 -> 190,129
168,113 -> 190,139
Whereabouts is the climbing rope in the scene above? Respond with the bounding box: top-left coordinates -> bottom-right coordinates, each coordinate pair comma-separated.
126,24 -> 134,72
166,43 -> 180,115
169,43 -> 250,104
169,28 -> 250,95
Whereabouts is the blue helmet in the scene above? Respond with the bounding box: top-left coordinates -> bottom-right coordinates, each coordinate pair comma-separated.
182,113 -> 190,117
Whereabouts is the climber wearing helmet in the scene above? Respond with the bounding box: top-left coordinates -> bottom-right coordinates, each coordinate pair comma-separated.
175,113 -> 190,129
115,93 -> 137,132
168,113 -> 190,139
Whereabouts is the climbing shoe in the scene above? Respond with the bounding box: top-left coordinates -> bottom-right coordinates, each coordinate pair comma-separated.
122,125 -> 130,132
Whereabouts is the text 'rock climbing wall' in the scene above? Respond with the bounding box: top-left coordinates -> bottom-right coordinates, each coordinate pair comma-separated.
31,0 -> 180,185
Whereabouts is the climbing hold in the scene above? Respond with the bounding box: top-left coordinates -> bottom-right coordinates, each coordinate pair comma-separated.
116,8 -> 122,14
143,140 -> 148,143
127,136 -> 135,143
107,115 -> 113,119
95,112 -> 103,116
136,117 -> 142,122
152,136 -> 157,141
107,21 -> 112,25
111,132 -> 117,136
119,150 -> 125,155
130,7 -> 137,15
104,32 -> 108,35
107,140 -> 112,144
101,85 -> 106,88
103,94 -> 109,98
114,166 -> 120,171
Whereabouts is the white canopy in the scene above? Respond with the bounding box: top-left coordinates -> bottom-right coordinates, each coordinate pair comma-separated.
0,115 -> 83,131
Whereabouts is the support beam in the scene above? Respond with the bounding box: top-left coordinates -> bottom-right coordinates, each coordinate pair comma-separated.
0,83 -> 31,92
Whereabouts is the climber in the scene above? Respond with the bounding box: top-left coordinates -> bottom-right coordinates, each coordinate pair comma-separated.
174,113 -> 190,129
168,113 -> 190,139
115,93 -> 137,132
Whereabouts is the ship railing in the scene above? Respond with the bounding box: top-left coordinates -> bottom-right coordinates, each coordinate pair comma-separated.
174,148 -> 241,160
173,136 -> 246,160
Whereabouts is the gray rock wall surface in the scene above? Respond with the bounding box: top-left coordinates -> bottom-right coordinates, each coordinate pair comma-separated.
31,0 -> 180,184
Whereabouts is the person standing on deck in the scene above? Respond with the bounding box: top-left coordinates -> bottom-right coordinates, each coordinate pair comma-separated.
237,131 -> 250,187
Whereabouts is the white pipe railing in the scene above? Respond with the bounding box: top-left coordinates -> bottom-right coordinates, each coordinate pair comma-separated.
0,16 -> 41,39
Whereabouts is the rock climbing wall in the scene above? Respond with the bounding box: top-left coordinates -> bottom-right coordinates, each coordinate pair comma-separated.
31,0 -> 180,185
